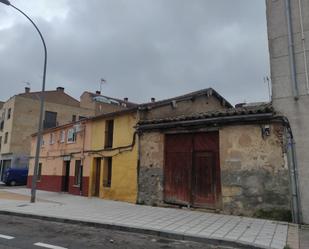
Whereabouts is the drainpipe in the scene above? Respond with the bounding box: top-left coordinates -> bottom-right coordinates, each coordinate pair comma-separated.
80,122 -> 86,196
297,0 -> 309,94
136,110 -> 141,204
285,0 -> 299,100
284,122 -> 302,224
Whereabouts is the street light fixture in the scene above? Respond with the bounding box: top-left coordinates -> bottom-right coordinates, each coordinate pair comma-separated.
0,0 -> 47,203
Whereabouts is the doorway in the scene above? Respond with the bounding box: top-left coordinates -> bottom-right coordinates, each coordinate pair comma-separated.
1,160 -> 11,181
62,161 -> 70,192
93,158 -> 101,197
164,132 -> 220,209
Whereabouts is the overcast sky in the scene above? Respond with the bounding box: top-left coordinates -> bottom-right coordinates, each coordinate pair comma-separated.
0,0 -> 270,105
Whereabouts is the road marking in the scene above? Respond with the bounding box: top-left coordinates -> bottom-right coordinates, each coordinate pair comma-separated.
34,242 -> 68,249
0,234 -> 14,240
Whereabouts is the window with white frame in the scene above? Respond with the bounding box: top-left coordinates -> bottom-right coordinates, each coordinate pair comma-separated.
67,128 -> 76,143
49,133 -> 55,145
60,130 -> 65,143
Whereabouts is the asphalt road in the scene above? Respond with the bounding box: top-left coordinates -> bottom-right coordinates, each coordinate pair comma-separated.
0,214 -> 241,249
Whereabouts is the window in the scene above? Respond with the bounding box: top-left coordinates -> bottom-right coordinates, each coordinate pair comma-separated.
44,111 -> 57,129
37,163 -> 42,181
41,138 -> 45,147
60,130 -> 66,143
103,157 -> 112,188
0,121 -> 3,131
7,108 -> 11,120
4,132 -> 8,144
0,136 -> 2,151
79,116 -> 86,121
49,133 -> 55,145
67,128 -> 76,143
72,115 -> 76,122
74,160 -> 82,185
104,120 -> 114,148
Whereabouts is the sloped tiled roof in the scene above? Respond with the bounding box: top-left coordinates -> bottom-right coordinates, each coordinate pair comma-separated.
139,102 -> 273,125
139,88 -> 233,110
18,91 -> 80,107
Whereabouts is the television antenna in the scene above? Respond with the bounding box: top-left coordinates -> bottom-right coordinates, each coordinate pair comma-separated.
24,81 -> 31,87
264,76 -> 271,101
100,78 -> 106,93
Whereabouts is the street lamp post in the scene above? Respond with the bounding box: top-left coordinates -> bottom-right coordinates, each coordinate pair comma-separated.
0,0 -> 47,203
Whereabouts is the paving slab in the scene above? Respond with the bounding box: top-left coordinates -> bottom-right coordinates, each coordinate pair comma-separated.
0,188 -> 296,249
299,227 -> 308,249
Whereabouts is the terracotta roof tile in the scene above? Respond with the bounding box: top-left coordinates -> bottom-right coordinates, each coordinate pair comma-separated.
139,88 -> 233,109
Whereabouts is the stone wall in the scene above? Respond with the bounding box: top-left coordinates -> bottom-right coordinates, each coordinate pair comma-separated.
138,132 -> 165,205
220,124 -> 290,216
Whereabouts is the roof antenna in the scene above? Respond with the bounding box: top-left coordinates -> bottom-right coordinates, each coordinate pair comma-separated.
100,78 -> 106,93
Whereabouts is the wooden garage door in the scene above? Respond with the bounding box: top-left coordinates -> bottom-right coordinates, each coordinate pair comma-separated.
164,133 -> 192,205
164,132 -> 220,208
192,132 -> 220,207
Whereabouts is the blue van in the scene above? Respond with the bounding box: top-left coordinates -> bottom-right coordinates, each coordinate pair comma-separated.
3,168 -> 28,186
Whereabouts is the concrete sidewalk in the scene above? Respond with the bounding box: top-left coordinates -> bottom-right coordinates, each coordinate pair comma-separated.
0,188 -> 299,249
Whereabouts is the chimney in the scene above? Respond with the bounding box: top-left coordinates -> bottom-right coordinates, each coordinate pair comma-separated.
96,91 -> 101,95
25,87 -> 30,93
235,103 -> 246,108
56,87 -> 64,92
151,97 -> 156,103
124,97 -> 128,102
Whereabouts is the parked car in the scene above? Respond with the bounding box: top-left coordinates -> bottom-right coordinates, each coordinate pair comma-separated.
3,168 -> 28,186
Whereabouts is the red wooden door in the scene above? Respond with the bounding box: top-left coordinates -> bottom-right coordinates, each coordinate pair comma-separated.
193,132 -> 220,208
164,133 -> 192,205
164,132 -> 220,208
192,152 -> 215,207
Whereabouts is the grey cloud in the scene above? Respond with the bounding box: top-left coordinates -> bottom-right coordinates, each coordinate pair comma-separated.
0,0 -> 270,105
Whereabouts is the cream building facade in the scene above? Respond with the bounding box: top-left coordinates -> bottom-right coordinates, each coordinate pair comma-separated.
0,87 -> 97,180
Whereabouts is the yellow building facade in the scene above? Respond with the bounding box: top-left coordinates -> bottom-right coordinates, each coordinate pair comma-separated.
29,109 -> 139,203
88,110 -> 138,203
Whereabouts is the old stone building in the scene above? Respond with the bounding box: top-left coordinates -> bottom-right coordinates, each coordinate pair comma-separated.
137,102 -> 292,218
